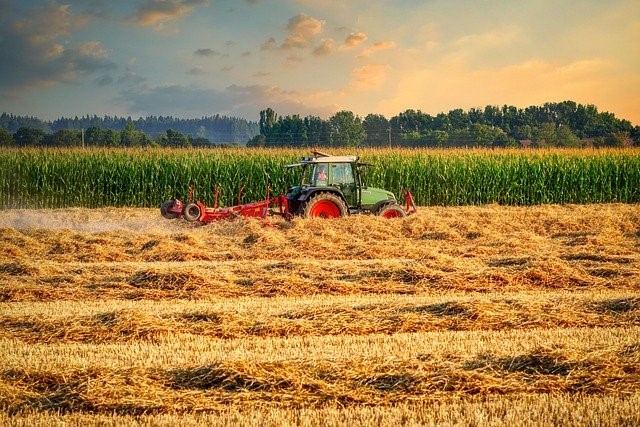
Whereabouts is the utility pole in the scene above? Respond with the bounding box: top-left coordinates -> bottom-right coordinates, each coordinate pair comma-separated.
81,128 -> 85,148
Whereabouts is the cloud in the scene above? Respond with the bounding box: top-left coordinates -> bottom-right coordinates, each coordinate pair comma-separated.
260,37 -> 278,51
313,39 -> 335,56
95,74 -> 114,86
187,66 -> 206,75
285,53 -> 304,65
282,13 -> 324,49
287,13 -> 324,39
0,3 -> 115,97
259,13 -> 326,55
359,41 -> 396,58
131,0 -> 209,31
344,32 -> 367,47
77,41 -> 109,58
194,48 -> 219,56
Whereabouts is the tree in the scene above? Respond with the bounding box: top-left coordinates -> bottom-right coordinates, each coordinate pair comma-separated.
14,127 -> 45,146
0,128 -> 14,146
48,129 -> 82,147
602,131 -> 631,147
555,125 -> 581,147
120,122 -> 150,147
532,123 -> 556,147
247,134 -> 266,147
304,116 -> 331,146
259,108 -> 278,136
162,129 -> 191,147
363,114 -> 389,146
329,110 -> 366,147
447,108 -> 469,130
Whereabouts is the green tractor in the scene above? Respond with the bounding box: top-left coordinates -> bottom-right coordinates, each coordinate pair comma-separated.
284,151 -> 416,219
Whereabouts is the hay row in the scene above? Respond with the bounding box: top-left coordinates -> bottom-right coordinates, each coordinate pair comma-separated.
2,394 -> 640,427
1,345 -> 638,415
2,204 -> 638,264
4,326 -> 638,373
1,255 -> 638,302
1,292 -> 639,343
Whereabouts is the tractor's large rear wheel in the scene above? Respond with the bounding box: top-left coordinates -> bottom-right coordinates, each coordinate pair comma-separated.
378,203 -> 406,218
303,192 -> 347,219
160,200 -> 178,219
182,203 -> 202,222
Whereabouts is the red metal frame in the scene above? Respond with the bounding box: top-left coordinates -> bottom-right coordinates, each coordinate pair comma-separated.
164,185 -> 291,223
404,189 -> 417,215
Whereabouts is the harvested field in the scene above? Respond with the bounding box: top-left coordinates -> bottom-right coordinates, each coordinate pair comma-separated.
1,204 -> 639,425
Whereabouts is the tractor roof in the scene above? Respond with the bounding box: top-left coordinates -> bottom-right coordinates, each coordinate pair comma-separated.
285,155 -> 358,168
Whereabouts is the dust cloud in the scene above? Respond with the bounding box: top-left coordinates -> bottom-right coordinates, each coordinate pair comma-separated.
0,208 -> 179,234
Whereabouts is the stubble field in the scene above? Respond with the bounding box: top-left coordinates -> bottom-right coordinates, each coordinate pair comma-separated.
1,203 -> 639,426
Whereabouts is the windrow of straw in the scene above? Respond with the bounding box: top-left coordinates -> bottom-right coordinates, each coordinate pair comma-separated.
1,204 -> 637,301
1,345 -> 639,414
1,147 -> 639,208
2,394 -> 640,427
1,292 -> 638,343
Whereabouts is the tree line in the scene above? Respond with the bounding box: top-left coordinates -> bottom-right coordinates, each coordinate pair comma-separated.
0,113 -> 258,144
0,123 -> 237,148
249,101 -> 638,148
1,101 -> 638,148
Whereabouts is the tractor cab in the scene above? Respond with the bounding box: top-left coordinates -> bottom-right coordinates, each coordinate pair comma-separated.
285,152 -> 403,218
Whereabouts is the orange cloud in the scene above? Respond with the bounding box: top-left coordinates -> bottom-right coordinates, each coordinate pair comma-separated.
133,0 -> 208,31
345,32 -> 367,47
282,13 -> 324,49
313,39 -> 335,56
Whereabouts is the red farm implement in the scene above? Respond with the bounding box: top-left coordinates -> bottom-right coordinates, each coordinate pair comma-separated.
161,184 -> 291,222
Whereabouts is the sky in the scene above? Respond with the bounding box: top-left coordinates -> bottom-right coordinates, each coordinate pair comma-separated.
1,0 -> 639,125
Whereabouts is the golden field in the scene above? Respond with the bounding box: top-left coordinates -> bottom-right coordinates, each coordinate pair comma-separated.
0,204 -> 639,426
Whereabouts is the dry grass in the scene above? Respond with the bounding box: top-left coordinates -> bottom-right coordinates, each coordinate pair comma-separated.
0,204 -> 639,424
1,204 -> 638,302
1,291 -> 639,343
1,333 -> 639,414
2,394 -> 639,427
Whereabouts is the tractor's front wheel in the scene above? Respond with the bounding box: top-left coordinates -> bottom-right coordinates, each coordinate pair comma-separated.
378,204 -> 406,218
182,203 -> 202,222
302,192 -> 347,219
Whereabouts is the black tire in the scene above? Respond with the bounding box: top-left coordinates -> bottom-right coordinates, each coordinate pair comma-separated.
302,192 -> 348,219
160,200 -> 178,219
182,203 -> 202,222
378,204 -> 406,218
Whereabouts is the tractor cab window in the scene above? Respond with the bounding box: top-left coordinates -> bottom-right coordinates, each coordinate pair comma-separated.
311,163 -> 328,186
331,163 -> 355,186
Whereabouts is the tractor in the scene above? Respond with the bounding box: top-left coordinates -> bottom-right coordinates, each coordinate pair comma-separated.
160,151 -> 415,222
284,151 -> 414,218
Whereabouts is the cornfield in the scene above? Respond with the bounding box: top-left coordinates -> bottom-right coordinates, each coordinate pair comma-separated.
1,147 -> 639,208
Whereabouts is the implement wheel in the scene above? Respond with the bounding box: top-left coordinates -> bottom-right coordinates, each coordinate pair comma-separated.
378,204 -> 406,218
183,203 -> 202,222
160,200 -> 178,219
303,193 -> 347,219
